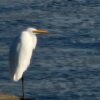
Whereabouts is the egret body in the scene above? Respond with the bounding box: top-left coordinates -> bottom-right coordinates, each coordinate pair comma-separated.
9,27 -> 48,98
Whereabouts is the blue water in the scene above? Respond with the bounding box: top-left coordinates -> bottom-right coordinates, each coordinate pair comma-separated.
0,0 -> 100,100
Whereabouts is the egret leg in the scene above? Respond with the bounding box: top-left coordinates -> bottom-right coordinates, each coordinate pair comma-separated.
22,76 -> 25,99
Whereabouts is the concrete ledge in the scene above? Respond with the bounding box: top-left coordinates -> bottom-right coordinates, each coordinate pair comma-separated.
0,94 -> 35,100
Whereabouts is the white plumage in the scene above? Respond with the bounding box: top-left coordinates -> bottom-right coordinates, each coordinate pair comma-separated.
9,27 -> 48,81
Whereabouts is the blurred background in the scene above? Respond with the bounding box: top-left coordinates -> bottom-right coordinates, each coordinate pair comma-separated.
0,0 -> 100,100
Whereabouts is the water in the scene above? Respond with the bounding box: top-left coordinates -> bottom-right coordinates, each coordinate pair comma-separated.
0,0 -> 100,100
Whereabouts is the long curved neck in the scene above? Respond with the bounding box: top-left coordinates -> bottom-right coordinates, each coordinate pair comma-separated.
21,31 -> 37,50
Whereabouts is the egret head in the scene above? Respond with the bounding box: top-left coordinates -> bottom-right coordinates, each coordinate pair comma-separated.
26,27 -> 48,35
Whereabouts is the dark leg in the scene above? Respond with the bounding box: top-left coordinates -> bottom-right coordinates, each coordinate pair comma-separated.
22,76 -> 24,99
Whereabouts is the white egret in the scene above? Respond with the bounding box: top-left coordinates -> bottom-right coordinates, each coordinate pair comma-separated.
9,27 -> 48,98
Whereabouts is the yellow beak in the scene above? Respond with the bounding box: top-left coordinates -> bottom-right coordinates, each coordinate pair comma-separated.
33,29 -> 48,34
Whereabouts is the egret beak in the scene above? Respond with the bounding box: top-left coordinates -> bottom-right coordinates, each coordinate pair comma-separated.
33,29 -> 48,34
